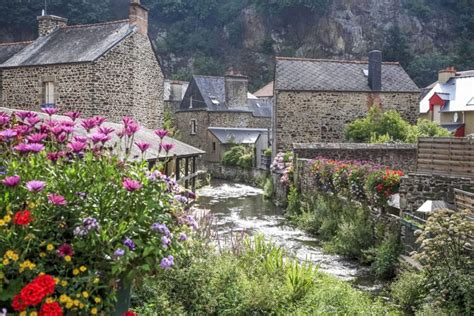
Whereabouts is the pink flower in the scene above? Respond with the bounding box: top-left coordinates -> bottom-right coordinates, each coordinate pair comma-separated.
2,175 -> 20,187
27,133 -> 48,143
15,111 -> 35,121
0,112 -> 10,125
50,125 -> 64,136
27,143 -> 45,153
73,135 -> 88,143
57,243 -> 74,257
81,118 -> 97,131
154,129 -> 168,139
125,122 -> 140,136
68,141 -> 87,153
14,143 -> 30,153
98,126 -> 114,135
160,143 -> 174,153
47,151 -> 65,162
122,178 -> 142,192
26,116 -> 41,126
65,111 -> 80,121
135,141 -> 150,153
122,117 -> 134,127
94,116 -> 106,126
56,133 -> 68,143
13,125 -> 30,136
0,129 -> 17,139
116,129 -> 126,139
41,107 -> 58,116
48,193 -> 67,205
26,180 -> 46,192
90,133 -> 109,144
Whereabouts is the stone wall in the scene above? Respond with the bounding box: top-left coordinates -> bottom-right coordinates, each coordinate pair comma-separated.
274,90 -> 419,151
1,32 -> 164,129
207,162 -> 268,186
399,173 -> 474,212
293,143 -> 417,173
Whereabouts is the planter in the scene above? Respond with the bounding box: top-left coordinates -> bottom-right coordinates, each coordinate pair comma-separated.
113,279 -> 132,316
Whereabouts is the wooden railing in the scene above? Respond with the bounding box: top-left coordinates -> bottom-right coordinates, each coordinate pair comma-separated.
454,189 -> 474,211
417,137 -> 474,177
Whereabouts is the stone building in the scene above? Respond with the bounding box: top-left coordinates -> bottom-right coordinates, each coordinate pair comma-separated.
164,79 -> 188,113
273,51 -> 420,151
0,0 -> 164,129
174,72 -> 272,162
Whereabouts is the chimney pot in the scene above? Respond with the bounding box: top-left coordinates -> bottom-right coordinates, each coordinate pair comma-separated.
37,15 -> 68,37
129,0 -> 149,36
368,50 -> 382,91
225,70 -> 248,108
438,67 -> 457,84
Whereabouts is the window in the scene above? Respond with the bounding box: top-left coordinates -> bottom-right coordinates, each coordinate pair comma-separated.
189,96 -> 193,109
212,142 -> 216,152
42,81 -> 55,106
191,119 -> 197,135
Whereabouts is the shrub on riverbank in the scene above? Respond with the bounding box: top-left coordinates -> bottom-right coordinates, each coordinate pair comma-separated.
131,236 -> 400,315
222,145 -> 254,169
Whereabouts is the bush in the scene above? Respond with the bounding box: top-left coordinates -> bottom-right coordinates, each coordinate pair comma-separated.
370,233 -> 401,279
286,184 -> 301,215
263,177 -> 274,199
222,145 -> 254,169
390,270 -> 427,312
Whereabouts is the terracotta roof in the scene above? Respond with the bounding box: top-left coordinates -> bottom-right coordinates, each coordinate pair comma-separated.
275,57 -> 419,93
253,81 -> 274,98
1,20 -> 133,68
0,41 -> 31,64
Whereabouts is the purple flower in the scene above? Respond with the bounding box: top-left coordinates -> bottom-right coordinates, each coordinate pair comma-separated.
57,243 -> 74,257
13,125 -> 30,136
0,112 -> 10,125
48,193 -> 67,206
41,107 -> 58,116
98,126 -> 114,135
154,129 -> 168,139
26,180 -> 46,192
125,122 -> 140,136
68,141 -> 87,153
2,175 -> 20,187
15,111 -> 35,121
73,226 -> 87,237
65,111 -> 81,121
27,143 -> 45,153
50,125 -> 64,136
81,118 -> 97,131
174,194 -> 188,204
114,248 -> 125,259
94,116 -> 107,126
123,238 -> 136,251
27,133 -> 48,143
83,217 -> 100,231
160,143 -> 174,153
135,141 -> 150,153
179,233 -> 188,242
26,116 -> 41,126
161,236 -> 171,249
90,132 -> 109,144
73,135 -> 88,143
56,133 -> 68,143
122,178 -> 142,192
185,215 -> 198,230
159,255 -> 174,270
0,129 -> 17,139
14,143 -> 30,153
151,222 -> 171,236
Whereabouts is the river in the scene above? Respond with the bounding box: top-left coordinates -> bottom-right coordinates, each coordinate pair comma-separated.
194,180 -> 383,293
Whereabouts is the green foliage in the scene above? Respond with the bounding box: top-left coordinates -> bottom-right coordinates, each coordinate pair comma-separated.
222,145 -> 254,169
263,148 -> 272,157
390,270 -> 427,312
346,107 -> 450,143
286,184 -> 301,215
383,25 -> 412,68
132,236 -> 399,315
255,0 -> 331,15
412,209 -> 474,313
369,233 -> 401,279
263,177 -> 274,199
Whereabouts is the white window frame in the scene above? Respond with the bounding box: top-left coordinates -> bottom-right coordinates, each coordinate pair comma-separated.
191,119 -> 197,135
42,81 -> 55,106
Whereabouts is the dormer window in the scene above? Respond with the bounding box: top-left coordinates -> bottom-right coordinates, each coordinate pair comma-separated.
209,96 -> 220,105
189,96 -> 193,109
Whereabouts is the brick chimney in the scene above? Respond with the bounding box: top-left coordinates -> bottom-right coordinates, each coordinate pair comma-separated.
368,50 -> 382,91
438,67 -> 456,84
37,15 -> 68,37
225,69 -> 248,108
129,0 -> 149,36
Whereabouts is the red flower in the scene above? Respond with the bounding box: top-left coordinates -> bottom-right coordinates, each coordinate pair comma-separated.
11,294 -> 27,311
376,184 -> 384,193
33,274 -> 56,296
13,210 -> 32,226
39,301 -> 63,316
57,243 -> 74,257
20,281 -> 46,306
124,311 -> 137,316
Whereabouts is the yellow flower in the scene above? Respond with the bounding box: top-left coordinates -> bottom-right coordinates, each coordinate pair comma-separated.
66,302 -> 73,309
2,258 -> 9,265
82,291 -> 89,298
11,253 -> 19,261
30,312 -> 38,316
46,244 -> 54,251
19,260 -> 36,273
28,202 -> 36,209
60,294 -> 69,303
45,297 -> 55,303
93,277 -> 100,284
72,268 -> 80,276
79,303 -> 85,309
39,252 -> 46,258
39,272 -> 45,276
64,255 -> 72,262
3,215 -> 11,223
53,277 -> 60,284
5,250 -> 14,257
73,299 -> 80,306
79,266 -> 87,272
0,219 -> 5,226
94,296 -> 102,304
61,280 -> 68,287
91,307 -> 98,315
19,312 -> 27,316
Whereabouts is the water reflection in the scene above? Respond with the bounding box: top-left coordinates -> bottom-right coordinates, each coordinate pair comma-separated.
195,180 -> 382,292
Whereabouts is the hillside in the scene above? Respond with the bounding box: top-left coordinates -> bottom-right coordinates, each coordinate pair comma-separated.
0,0 -> 473,90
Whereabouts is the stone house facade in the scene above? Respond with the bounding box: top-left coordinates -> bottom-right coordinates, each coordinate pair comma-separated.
174,73 -> 272,163
0,0 -> 164,129
273,51 -> 420,152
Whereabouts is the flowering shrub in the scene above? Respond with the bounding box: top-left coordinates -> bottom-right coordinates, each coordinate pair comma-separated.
0,110 -> 196,314
310,157 -> 403,208
271,151 -> 293,187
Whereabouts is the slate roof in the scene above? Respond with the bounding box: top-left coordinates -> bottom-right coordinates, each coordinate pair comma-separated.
0,107 -> 205,160
275,57 -> 419,93
253,81 -> 274,98
1,20 -> 133,68
208,127 -> 268,144
181,75 -> 272,118
0,42 -> 31,64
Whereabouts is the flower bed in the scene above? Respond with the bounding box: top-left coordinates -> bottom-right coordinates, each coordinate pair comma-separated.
0,110 -> 196,314
310,157 -> 404,208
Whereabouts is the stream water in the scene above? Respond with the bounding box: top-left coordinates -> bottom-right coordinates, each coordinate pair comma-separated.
194,180 -> 383,293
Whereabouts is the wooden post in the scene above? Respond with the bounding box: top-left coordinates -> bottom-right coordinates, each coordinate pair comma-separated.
184,157 -> 189,189
176,158 -> 180,180
192,156 -> 196,191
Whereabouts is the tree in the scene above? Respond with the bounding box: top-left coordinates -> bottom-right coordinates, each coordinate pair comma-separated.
383,25 -> 412,68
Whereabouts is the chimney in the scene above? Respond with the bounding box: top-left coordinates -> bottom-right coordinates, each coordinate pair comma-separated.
438,67 -> 456,84
169,81 -> 184,102
37,15 -> 68,37
129,0 -> 149,36
225,69 -> 248,108
368,50 -> 382,91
